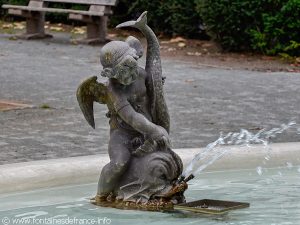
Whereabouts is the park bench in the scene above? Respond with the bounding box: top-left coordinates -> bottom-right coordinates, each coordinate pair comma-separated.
2,0 -> 117,44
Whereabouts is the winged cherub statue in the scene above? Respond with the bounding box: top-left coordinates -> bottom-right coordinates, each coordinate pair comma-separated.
77,12 -> 187,210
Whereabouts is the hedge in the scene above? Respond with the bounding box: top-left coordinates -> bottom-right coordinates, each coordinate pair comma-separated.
1,0 -> 299,56
195,0 -> 300,56
111,0 -> 203,38
1,0 -> 203,38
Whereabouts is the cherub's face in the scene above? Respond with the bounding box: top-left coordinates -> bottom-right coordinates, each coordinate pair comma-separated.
113,49 -> 139,85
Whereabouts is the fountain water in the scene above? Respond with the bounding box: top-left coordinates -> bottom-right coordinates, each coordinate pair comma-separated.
182,121 -> 298,179
0,122 -> 299,224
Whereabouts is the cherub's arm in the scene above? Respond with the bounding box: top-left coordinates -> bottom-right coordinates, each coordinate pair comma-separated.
114,97 -> 167,141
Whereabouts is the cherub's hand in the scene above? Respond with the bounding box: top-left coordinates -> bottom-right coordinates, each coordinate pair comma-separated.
150,126 -> 170,150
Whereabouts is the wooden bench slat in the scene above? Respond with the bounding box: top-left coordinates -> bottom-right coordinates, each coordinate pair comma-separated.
2,5 -> 107,16
46,0 -> 117,6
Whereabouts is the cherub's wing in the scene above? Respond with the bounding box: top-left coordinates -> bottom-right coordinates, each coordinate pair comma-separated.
76,76 -> 107,129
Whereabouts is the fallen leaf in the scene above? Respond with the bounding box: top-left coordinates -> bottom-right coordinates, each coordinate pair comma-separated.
71,27 -> 86,34
187,52 -> 202,56
167,47 -> 176,52
2,24 -> 13,29
178,42 -> 186,48
13,22 -> 25,30
71,39 -> 78,45
50,26 -> 64,31
8,36 -> 18,41
170,37 -> 186,43
202,42 -> 214,48
287,69 -> 296,72
185,79 -> 195,83
261,56 -> 275,60
107,33 -> 117,38
249,127 -> 262,131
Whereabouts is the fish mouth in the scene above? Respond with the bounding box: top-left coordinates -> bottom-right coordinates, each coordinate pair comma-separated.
149,182 -> 187,204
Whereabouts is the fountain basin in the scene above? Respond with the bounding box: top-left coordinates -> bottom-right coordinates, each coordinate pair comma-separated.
0,143 -> 299,225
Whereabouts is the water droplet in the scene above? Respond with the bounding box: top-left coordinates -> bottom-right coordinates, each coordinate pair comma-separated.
182,122 -> 297,176
256,166 -> 263,175
286,162 -> 293,169
297,167 -> 300,173
277,171 -> 282,176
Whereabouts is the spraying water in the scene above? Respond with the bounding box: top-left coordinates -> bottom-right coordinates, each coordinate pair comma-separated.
181,121 -> 297,178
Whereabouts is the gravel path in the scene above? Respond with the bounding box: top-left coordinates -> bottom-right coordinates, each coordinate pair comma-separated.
1,34 -> 300,164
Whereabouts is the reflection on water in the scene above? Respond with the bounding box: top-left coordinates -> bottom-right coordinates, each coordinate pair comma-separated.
0,168 -> 299,225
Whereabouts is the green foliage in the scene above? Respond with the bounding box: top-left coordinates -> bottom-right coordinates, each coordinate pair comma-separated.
249,0 -> 300,56
195,0 -> 270,51
2,0 -> 298,56
1,0 -> 28,16
1,0 -> 202,37
195,0 -> 300,56
0,0 -> 9,16
1,0 -> 27,16
111,0 -> 203,37
1,0 -> 86,23
7,0 -> 26,4
39,103 -> 51,109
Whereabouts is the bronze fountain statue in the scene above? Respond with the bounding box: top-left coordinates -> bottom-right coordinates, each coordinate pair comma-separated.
77,11 -> 188,211
76,11 -> 249,213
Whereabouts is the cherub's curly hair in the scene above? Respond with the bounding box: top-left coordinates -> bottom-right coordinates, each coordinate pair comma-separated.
99,37 -> 143,78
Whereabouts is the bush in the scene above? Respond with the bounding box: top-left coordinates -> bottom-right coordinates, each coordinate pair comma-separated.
1,0 -> 204,37
0,0 -> 9,17
249,0 -> 300,56
111,0 -> 204,38
195,0 -> 300,56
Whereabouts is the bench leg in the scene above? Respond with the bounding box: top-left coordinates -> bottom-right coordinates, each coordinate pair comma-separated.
18,12 -> 52,40
78,16 -> 108,44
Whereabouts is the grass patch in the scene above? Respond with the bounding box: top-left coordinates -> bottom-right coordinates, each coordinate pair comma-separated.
39,104 -> 52,109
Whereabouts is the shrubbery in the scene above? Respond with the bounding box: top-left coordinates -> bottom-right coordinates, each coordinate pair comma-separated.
249,0 -> 300,56
111,0 -> 203,38
1,0 -> 203,37
0,0 -> 9,17
195,0 -> 300,56
0,0 -> 86,23
1,0 -> 299,56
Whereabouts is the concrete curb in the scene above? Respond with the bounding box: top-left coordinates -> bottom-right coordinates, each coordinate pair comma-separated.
0,142 -> 299,194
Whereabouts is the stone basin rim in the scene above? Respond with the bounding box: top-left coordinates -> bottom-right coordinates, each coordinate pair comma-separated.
0,142 -> 299,195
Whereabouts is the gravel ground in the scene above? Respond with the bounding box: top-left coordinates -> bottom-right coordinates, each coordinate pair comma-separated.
0,33 -> 300,165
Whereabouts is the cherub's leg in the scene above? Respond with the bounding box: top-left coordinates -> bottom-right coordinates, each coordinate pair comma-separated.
97,129 -> 131,197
